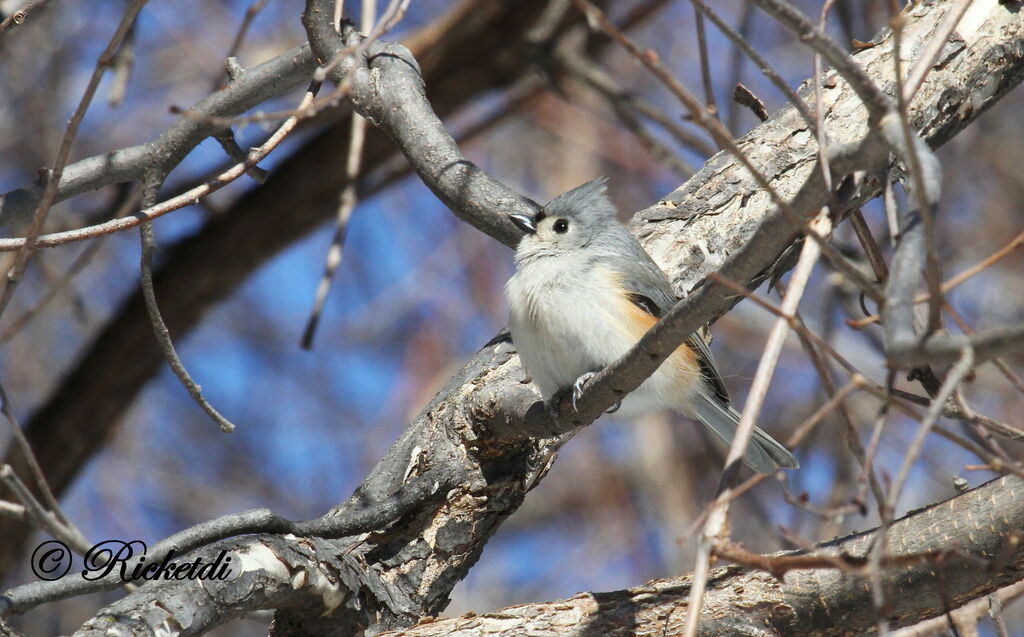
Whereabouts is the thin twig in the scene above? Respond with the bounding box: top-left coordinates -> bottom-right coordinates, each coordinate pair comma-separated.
301,0 -> 375,349
0,467 -> 90,554
860,381 -> 891,515
133,82 -> 314,433
174,0 -> 410,132
943,302 -> 1024,396
713,538 -> 946,578
0,0 -> 52,33
707,271 -> 861,377
680,370 -> 848,541
700,277 -> 898,511
213,129 -> 270,184
0,186 -> 142,343
813,0 -> 838,225
0,499 -> 25,520
689,0 -> 816,132
0,84 -> 321,253
683,210 -> 830,637
954,390 -> 1012,464
870,347 -> 976,633
558,51 -> 698,173
942,229 -> 1024,291
107,19 -> 137,108
889,568 -> 1024,637
849,229 -> 1024,328
0,382 -> 77,535
703,270 -> 1015,478
138,174 -> 237,434
847,209 -> 889,282
725,3 -> 755,131
792,314 -> 885,512
560,49 -> 712,160
210,0 -> 271,91
859,385 -> 1024,482
693,7 -> 718,121
879,167 -> 897,244
219,0 -> 269,87
748,0 -> 893,123
0,0 -> 146,322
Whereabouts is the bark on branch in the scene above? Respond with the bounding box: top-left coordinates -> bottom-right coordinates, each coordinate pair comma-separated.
378,474 -> 1024,637
301,0 -> 540,246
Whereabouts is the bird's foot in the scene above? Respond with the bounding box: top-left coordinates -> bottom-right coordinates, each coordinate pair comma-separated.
571,372 -> 623,414
571,372 -> 597,412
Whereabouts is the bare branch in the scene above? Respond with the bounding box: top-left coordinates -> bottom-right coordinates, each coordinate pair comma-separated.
683,210 -> 829,637
302,0 -> 540,247
301,0 -> 376,350
689,0 -> 816,131
351,475 -> 1024,637
0,0 -> 146,320
0,86 -> 321,252
0,471 -> 451,616
0,0 -> 52,34
0,44 -> 316,227
138,177 -> 238,434
748,0 -> 893,122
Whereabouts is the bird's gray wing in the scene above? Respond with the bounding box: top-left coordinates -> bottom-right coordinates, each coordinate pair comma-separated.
604,244 -> 733,402
603,241 -> 678,313
606,240 -> 799,472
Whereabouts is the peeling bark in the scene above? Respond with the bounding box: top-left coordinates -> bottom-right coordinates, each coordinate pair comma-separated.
378,475 -> 1024,637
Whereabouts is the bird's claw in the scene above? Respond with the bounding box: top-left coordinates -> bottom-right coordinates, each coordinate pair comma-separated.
571,372 -> 622,414
572,372 -> 600,413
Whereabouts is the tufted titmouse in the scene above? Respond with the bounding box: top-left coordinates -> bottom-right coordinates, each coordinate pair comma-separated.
505,179 -> 798,474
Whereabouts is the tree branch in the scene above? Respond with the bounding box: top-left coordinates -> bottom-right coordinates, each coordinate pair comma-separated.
301,0 -> 540,247
0,470 -> 452,617
0,44 -> 316,228
377,475 -> 1024,637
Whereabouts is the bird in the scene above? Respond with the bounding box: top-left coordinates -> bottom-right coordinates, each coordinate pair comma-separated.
504,178 -> 798,474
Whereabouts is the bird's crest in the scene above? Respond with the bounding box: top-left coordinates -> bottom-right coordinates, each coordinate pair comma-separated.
543,177 -> 615,223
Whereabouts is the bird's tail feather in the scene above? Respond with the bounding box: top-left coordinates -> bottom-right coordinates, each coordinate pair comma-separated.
690,394 -> 799,474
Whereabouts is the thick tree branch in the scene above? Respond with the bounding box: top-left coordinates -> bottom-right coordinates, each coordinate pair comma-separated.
301,0 -> 540,246
0,470 -> 452,616
376,475 -> 1024,637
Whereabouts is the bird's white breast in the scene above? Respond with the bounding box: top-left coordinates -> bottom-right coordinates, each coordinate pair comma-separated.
506,258 -> 699,413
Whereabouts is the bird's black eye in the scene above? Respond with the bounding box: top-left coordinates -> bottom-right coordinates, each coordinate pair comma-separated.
553,218 -> 569,234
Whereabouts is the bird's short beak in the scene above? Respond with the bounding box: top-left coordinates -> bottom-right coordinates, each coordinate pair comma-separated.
508,213 -> 536,234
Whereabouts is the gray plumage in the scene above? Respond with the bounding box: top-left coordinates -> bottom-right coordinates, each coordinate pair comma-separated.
506,178 -> 797,474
